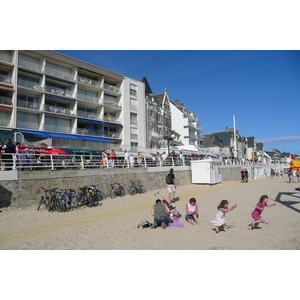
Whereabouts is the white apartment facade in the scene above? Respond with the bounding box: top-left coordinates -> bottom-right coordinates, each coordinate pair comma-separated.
0,50 -> 146,153
170,100 -> 203,150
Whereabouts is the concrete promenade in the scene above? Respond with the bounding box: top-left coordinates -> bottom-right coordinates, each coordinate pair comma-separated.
0,176 -> 299,250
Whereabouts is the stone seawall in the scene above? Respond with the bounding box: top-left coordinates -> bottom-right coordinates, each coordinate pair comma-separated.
0,165 -> 270,208
0,167 -> 192,208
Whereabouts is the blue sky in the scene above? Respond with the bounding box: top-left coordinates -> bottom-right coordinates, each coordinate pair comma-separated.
56,50 -> 300,155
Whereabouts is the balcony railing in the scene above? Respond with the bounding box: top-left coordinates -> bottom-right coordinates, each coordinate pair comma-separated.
77,93 -> 98,103
102,116 -> 122,124
77,110 -> 98,120
0,95 -> 13,105
103,100 -> 122,108
44,85 -> 73,97
77,75 -> 101,88
103,83 -> 121,93
45,66 -> 74,80
19,58 -> 43,72
0,118 -> 9,126
43,104 -> 75,116
18,78 -> 40,90
17,120 -> 39,130
0,74 -> 13,84
43,124 -> 71,133
0,52 -> 13,64
17,99 -> 40,110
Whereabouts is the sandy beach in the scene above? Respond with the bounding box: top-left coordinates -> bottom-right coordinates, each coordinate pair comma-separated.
1,176 -> 299,250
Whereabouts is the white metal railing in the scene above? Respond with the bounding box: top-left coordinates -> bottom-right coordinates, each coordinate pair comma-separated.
0,153 -> 181,172
77,110 -> 97,119
43,104 -> 73,115
77,75 -> 101,88
103,83 -> 121,93
0,95 -> 13,105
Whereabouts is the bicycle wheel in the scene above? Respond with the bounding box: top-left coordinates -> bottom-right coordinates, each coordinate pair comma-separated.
45,197 -> 52,212
119,186 -> 126,197
70,196 -> 79,210
77,193 -> 85,207
129,186 -> 136,196
97,190 -> 106,201
92,194 -> 99,206
87,194 -> 94,207
110,188 -> 116,199
140,185 -> 146,194
37,196 -> 44,211
55,197 -> 64,212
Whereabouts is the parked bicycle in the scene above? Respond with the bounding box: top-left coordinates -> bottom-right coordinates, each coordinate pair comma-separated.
37,187 -> 59,212
89,184 -> 107,202
77,186 -> 99,207
110,183 -> 126,199
129,180 -> 146,195
58,188 -> 78,211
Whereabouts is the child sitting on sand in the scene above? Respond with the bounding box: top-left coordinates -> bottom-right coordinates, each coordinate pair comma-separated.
248,195 -> 276,230
211,200 -> 237,233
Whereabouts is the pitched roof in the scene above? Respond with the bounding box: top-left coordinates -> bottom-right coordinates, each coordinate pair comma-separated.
141,76 -> 153,95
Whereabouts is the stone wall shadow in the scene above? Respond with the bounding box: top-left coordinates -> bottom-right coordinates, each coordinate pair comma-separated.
275,191 -> 300,214
0,185 -> 13,208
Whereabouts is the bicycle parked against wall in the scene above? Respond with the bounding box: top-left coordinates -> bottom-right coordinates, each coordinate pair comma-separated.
37,187 -> 59,212
110,183 -> 126,199
77,186 -> 99,207
129,180 -> 146,196
58,188 -> 78,211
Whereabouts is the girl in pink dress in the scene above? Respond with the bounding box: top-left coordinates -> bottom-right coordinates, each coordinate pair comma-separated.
248,195 -> 276,230
211,200 -> 237,233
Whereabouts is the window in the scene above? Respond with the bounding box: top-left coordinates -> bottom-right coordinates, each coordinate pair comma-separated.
130,113 -> 137,125
130,98 -> 137,110
17,112 -> 39,129
18,74 -> 39,89
17,94 -> 39,109
130,127 -> 138,140
45,116 -> 71,133
130,84 -> 137,96
77,89 -> 98,102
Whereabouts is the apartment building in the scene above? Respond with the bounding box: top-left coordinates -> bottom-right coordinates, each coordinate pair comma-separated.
0,50 -> 146,153
170,100 -> 203,150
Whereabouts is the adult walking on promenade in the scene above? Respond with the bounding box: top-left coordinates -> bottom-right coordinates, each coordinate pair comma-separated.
166,168 -> 176,203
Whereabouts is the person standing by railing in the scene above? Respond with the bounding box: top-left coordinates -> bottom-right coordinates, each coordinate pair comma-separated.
102,149 -> 108,168
109,149 -> 116,168
2,139 -> 16,171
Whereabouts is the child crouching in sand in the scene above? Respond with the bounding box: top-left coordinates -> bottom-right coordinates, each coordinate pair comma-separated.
248,195 -> 276,230
211,200 -> 237,233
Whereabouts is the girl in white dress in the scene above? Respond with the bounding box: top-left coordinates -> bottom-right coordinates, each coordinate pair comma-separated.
211,200 -> 237,233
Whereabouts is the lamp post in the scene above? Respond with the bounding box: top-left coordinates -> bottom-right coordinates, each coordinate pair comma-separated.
163,131 -> 175,156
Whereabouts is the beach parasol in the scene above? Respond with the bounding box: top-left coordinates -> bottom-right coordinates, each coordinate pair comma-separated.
42,148 -> 68,156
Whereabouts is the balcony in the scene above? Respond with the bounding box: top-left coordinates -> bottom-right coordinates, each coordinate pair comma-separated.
77,93 -> 98,103
103,100 -> 122,108
17,120 -> 39,130
17,99 -> 40,110
0,95 -> 13,106
0,52 -> 13,64
45,66 -> 74,80
43,124 -> 71,133
103,83 -> 121,94
102,116 -> 122,124
19,58 -> 43,72
44,85 -> 73,97
77,110 -> 98,120
77,75 -> 101,88
43,104 -> 75,116
0,74 -> 13,84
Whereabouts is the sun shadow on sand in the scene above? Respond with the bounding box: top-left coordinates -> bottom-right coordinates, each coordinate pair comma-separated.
274,191 -> 300,214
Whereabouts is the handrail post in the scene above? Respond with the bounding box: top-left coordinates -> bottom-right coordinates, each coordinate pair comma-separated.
50,155 -> 54,170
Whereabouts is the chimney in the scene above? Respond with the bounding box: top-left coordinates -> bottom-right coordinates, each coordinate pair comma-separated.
174,100 -> 179,106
